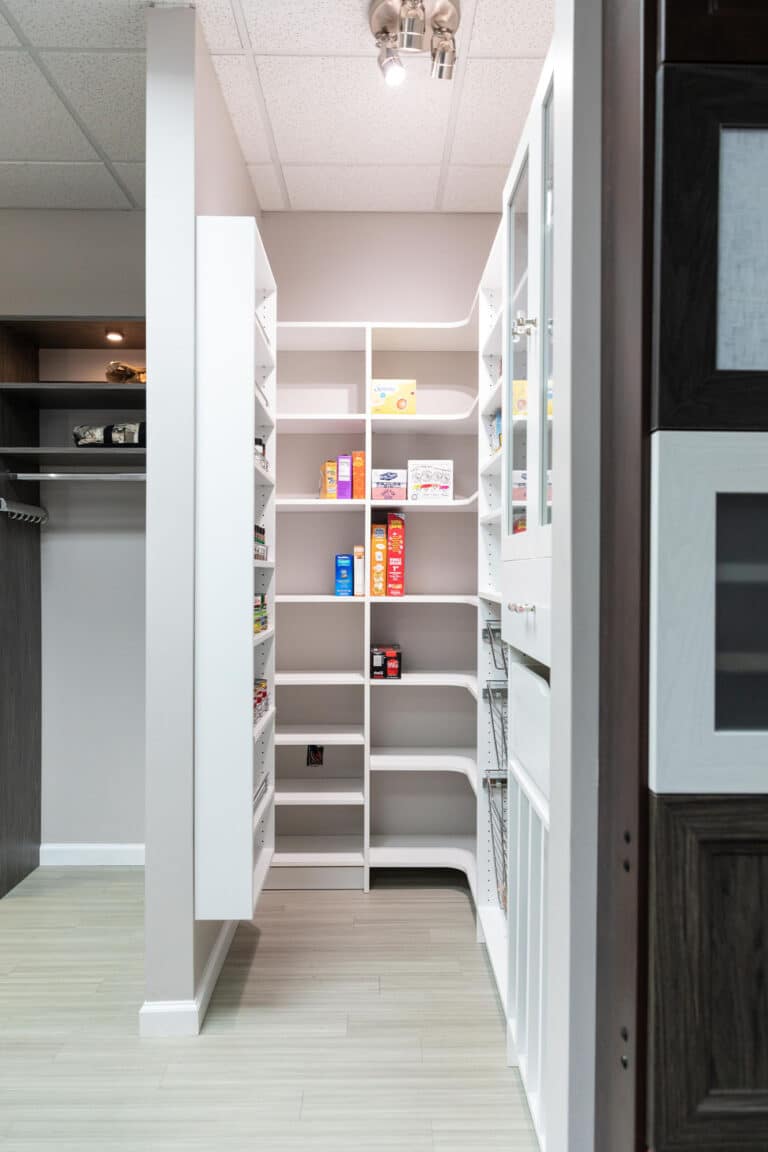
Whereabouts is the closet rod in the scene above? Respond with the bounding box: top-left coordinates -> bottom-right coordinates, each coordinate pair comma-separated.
9,472 -> 146,483
0,497 -> 48,525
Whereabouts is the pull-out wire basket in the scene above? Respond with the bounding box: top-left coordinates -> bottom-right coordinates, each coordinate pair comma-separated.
482,619 -> 508,674
482,679 -> 508,912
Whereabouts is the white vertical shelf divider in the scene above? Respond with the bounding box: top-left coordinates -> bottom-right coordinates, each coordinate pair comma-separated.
194,216 -> 277,920
363,325 -> 373,892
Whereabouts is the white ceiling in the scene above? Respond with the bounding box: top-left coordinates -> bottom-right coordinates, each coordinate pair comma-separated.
0,0 -> 552,212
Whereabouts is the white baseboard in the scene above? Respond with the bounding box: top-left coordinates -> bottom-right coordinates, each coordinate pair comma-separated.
40,843 -> 145,866
139,919 -> 237,1038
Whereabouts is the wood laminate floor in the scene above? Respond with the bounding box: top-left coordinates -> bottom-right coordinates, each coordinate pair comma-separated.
0,868 -> 537,1151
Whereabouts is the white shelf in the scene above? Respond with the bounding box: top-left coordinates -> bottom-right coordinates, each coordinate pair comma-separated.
275,594 -> 364,604
253,627 -> 275,648
371,493 -> 478,513
482,309 -> 503,358
275,724 -> 365,746
253,707 -> 276,744
478,903 -> 508,1012
369,834 -> 476,896
254,388 -> 274,429
480,508 -> 502,525
253,559 -> 275,570
370,671 -> 478,699
480,452 -> 502,478
481,379 -> 503,418
276,671 -> 365,686
254,460 -> 275,488
277,413 -> 366,435
371,398 -> 479,437
272,835 -> 365,867
478,588 -> 501,604
275,779 -> 365,806
255,314 -> 275,370
370,747 -> 477,794
276,497 -> 365,512
371,594 -> 477,605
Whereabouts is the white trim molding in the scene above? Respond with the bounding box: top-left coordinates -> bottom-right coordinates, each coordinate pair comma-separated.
40,843 -> 145,866
138,920 -> 237,1038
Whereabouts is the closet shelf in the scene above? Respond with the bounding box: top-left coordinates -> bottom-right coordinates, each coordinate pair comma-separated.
277,414 -> 366,435
482,309 -> 503,358
0,381 -> 146,409
276,497 -> 365,512
481,379 -> 503,417
253,559 -> 275,570
371,594 -> 477,605
479,588 -> 501,604
478,903 -> 508,1011
370,747 -> 478,794
272,835 -> 364,867
371,493 -> 478,513
275,594 -> 364,604
371,398 -> 479,437
369,834 -> 477,895
276,671 -> 365,686
370,672 -> 478,699
480,452 -> 502,478
275,779 -> 365,806
480,508 -> 502,525
9,472 -> 146,482
253,627 -> 275,649
0,446 -> 146,466
253,707 -> 276,744
275,724 -> 365,746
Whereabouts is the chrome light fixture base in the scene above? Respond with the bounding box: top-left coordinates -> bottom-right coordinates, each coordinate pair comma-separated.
369,0 -> 460,83
398,0 -> 427,51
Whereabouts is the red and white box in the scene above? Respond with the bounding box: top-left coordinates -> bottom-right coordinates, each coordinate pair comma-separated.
386,512 -> 405,597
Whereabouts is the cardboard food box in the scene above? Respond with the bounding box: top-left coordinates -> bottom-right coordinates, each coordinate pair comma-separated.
512,379 -> 528,417
352,451 -> 366,500
371,468 -> 408,500
353,545 -> 365,597
371,379 -> 417,415
335,553 -> 353,597
337,454 -> 352,500
370,524 -> 387,597
319,459 -> 337,498
511,470 -> 527,502
407,460 -> 454,502
370,644 -> 402,680
386,512 -> 405,597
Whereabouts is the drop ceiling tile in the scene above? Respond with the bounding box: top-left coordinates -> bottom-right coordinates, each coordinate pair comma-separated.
450,58 -> 543,166
0,161 -> 130,208
4,0 -> 146,49
113,162 -> 145,208
0,51 -> 96,160
212,55 -> 272,163
248,164 -> 285,210
0,11 -> 19,45
258,55 -> 452,165
442,165 -> 507,212
196,0 -> 243,52
469,0 -> 554,57
240,0 -> 372,54
284,164 -> 440,211
42,51 -> 145,162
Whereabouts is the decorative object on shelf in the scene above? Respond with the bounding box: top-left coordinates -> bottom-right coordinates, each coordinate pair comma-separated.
370,644 -> 402,680
0,496 -> 48,526
372,468 -> 407,499
72,421 -> 146,447
319,458 -> 337,498
386,512 -> 405,596
368,1 -> 460,85
335,553 -> 354,596
370,523 -> 387,596
371,377 -> 417,415
407,459 -> 453,501
354,545 -> 365,596
306,745 -> 324,766
105,361 -> 146,384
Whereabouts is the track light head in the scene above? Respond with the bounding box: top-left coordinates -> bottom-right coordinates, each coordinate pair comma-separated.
377,33 -> 406,86
430,26 -> 457,80
398,0 -> 426,52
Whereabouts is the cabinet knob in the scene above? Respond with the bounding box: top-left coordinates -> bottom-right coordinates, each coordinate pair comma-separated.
512,313 -> 538,342
508,602 -> 536,614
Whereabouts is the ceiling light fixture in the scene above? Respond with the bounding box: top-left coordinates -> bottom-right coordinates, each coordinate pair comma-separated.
105,328 -> 124,343
369,1 -> 459,84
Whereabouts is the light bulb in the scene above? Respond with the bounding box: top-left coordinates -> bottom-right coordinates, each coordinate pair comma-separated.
105,329 -> 124,343
378,42 -> 406,86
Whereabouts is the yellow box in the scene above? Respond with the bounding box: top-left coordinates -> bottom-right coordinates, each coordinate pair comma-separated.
370,524 -> 387,597
371,379 -> 417,416
319,459 -> 337,498
511,379 -> 528,417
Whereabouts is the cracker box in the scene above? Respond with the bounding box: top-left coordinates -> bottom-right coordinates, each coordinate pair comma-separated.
336,454 -> 352,500
370,524 -> 387,597
319,459 -> 337,498
386,512 -> 405,597
353,545 -> 365,597
371,468 -> 408,500
352,451 -> 366,500
371,379 -> 417,415
407,460 -> 453,502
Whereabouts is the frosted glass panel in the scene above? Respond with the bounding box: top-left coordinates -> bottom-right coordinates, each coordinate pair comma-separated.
717,128 -> 768,371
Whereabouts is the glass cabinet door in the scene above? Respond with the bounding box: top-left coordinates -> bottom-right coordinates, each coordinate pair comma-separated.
541,88 -> 554,526
506,160 -> 530,540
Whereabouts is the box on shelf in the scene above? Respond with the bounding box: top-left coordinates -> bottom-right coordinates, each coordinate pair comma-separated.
488,409 -> 502,453
319,459 -> 337,499
407,460 -> 453,502
370,524 -> 387,597
353,545 -> 365,597
337,454 -> 352,500
511,470 -> 527,502
372,468 -> 407,500
386,512 -> 405,597
335,553 -> 353,597
370,644 -> 402,680
512,379 -> 528,417
253,677 -> 270,720
253,524 -> 268,562
371,378 -> 417,415
253,593 -> 269,633
352,451 -> 366,500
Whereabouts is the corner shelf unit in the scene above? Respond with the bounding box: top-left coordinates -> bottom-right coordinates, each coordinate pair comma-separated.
269,319 -> 480,893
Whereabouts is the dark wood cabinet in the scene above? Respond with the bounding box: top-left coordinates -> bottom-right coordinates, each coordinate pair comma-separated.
660,0 -> 768,65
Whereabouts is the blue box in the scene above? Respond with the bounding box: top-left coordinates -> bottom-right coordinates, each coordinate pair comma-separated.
335,553 -> 354,596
